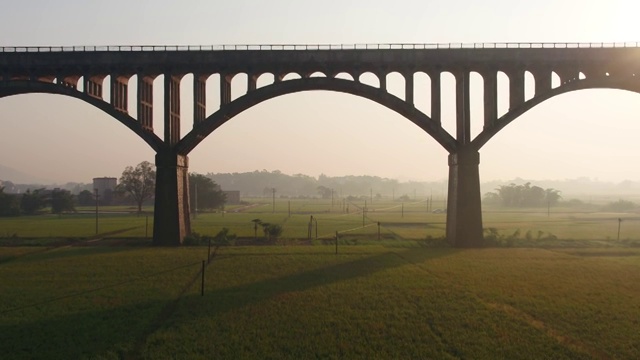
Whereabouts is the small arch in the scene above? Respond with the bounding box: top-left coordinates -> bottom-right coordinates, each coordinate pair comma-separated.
359,72 -> 380,88
152,75 -> 164,135
386,72 -> 405,100
309,72 -> 326,78
282,73 -> 302,81
440,71 -> 457,136
180,73 -> 194,135
256,73 -> 275,89
469,71 -> 484,139
206,73 -> 221,116
231,73 -> 248,101
551,71 -> 561,89
524,71 -> 535,101
414,72 -> 431,116
334,72 -> 354,81
497,71 -> 509,117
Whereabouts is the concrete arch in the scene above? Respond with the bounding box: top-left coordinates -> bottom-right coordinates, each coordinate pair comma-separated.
177,77 -> 457,154
473,76 -> 640,150
0,80 -> 164,151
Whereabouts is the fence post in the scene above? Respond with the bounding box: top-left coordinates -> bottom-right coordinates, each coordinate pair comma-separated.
201,260 -> 205,296
335,231 -> 339,254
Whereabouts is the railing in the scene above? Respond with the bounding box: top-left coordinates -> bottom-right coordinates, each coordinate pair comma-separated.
1,42 -> 639,53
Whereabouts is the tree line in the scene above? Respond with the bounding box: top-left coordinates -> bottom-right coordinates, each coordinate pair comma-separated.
209,170 -> 446,198
0,161 -> 227,217
484,182 -> 561,207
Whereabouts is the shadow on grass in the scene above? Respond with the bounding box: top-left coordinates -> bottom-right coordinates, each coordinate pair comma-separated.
0,247 -> 456,358
0,297 -> 174,359
172,247 -> 455,322
14,246 -> 140,264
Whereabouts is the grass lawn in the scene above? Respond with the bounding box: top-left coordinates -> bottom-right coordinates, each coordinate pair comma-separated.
1,245 -> 639,359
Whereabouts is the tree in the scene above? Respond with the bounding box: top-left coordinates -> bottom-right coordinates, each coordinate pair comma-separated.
0,187 -> 21,217
77,190 -> 94,206
260,222 -> 283,242
21,189 -> 46,215
251,218 -> 262,239
118,161 -> 156,213
50,189 -> 75,214
189,173 -> 226,211
317,186 -> 333,199
484,183 -> 561,208
545,188 -> 562,206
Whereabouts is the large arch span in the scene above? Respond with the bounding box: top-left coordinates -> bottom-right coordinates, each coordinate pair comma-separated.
0,80 -> 164,152
177,77 -> 458,155
473,75 -> 640,150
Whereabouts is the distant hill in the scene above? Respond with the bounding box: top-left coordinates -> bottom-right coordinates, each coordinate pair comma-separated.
0,164 -> 53,184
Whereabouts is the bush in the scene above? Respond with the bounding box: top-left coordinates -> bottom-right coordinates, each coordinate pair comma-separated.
183,232 -> 205,246
603,199 -> 636,212
183,229 -> 237,246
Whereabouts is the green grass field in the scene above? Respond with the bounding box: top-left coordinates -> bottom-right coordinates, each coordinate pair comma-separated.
1,198 -> 639,245
1,245 -> 639,359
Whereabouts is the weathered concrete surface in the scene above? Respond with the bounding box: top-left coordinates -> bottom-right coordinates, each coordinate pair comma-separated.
152,152 -> 190,246
446,149 -> 483,247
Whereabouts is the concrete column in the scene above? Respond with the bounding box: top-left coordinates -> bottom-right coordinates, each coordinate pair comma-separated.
247,74 -> 257,92
482,70 -> 498,129
404,72 -> 414,105
220,75 -> 232,105
84,76 -> 104,99
446,147 -> 483,247
430,72 -> 441,125
152,151 -> 191,246
110,75 -> 129,113
379,73 -> 387,91
508,70 -> 525,110
455,71 -> 471,144
533,70 -> 551,96
137,75 -> 154,131
193,74 -> 207,126
164,74 -> 181,145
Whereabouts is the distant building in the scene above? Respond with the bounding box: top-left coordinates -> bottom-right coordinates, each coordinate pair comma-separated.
223,190 -> 241,205
93,177 -> 117,194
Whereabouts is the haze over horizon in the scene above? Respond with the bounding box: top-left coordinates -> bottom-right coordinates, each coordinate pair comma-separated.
2,1 -> 640,184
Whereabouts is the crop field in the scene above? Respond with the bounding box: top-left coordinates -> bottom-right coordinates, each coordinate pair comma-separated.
1,245 -> 639,359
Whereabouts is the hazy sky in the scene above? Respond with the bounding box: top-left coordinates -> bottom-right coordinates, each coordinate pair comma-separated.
1,0 -> 640,184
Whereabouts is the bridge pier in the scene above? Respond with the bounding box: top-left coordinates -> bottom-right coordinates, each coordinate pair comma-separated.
446,148 -> 484,247
152,151 -> 191,246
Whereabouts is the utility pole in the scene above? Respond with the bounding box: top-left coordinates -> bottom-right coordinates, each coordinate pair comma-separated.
618,218 -> 622,241
94,188 -> 99,235
272,188 -> 276,213
194,182 -> 198,219
429,189 -> 433,212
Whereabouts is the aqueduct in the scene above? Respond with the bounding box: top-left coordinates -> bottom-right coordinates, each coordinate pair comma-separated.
1,43 -> 639,247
